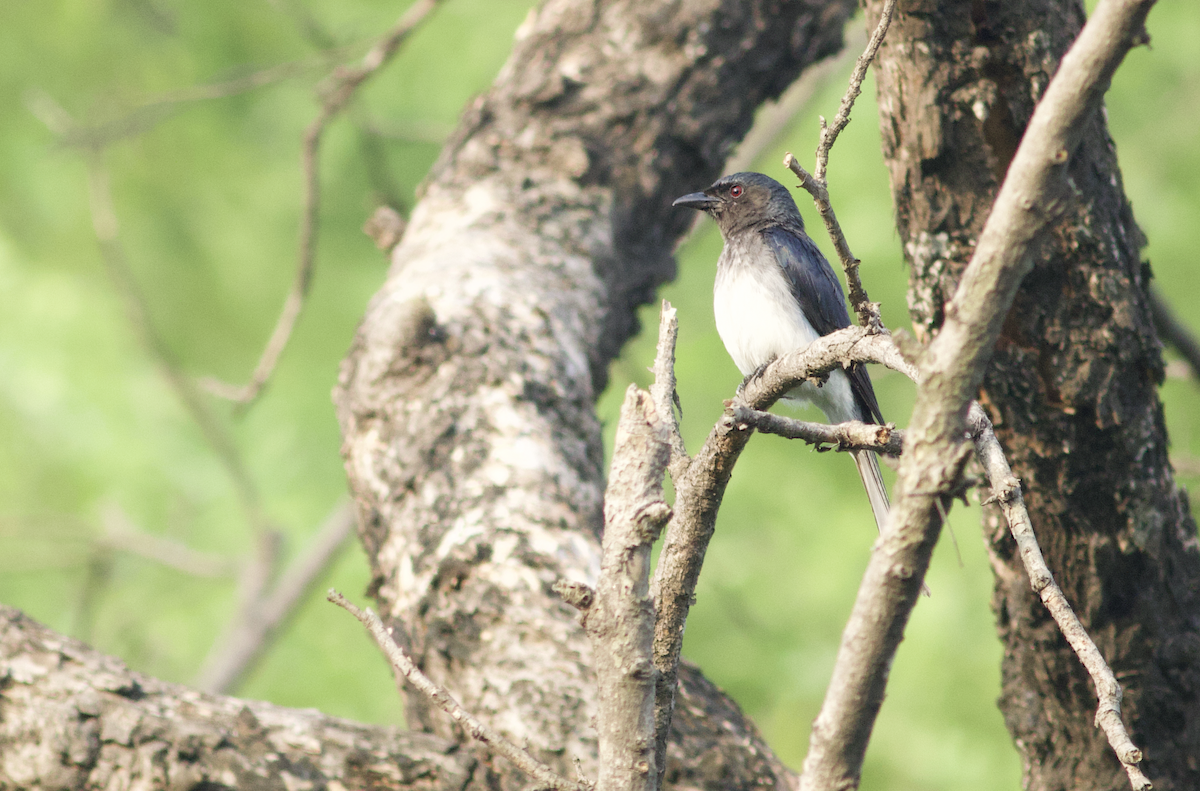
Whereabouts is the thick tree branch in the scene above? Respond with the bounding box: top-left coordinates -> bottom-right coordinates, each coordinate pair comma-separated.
0,606 -> 481,791
797,1 -> 1156,788
334,2 -> 858,788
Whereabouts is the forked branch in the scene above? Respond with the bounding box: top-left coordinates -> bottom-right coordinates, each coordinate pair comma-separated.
202,0 -> 444,406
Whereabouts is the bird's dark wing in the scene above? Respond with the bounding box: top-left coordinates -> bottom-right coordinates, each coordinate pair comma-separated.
763,226 -> 884,425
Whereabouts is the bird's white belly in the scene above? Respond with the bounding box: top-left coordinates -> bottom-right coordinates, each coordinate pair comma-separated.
713,266 -> 856,422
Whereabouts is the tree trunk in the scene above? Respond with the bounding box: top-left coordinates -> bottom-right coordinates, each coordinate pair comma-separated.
866,1 -> 1200,788
331,0 -> 854,789
0,606 -> 483,791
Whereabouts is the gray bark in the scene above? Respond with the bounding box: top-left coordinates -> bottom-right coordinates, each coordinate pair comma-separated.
0,606 -> 480,791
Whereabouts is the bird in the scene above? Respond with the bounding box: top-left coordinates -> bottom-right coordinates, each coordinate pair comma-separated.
673,171 -> 891,536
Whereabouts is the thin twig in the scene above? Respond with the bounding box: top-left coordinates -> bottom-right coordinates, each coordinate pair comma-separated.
814,0 -> 898,183
781,0 -> 897,333
968,405 -> 1150,790
195,501 -> 356,693
1149,287 -> 1200,381
327,589 -> 586,791
81,154 -> 268,521
731,407 -> 904,455
203,0 -> 444,407
36,50 -> 353,150
100,504 -> 236,578
725,32 -> 862,174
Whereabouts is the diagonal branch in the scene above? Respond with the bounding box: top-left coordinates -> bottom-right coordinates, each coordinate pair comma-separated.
796,1 -> 1156,788
202,0 -> 444,407
968,405 -> 1150,791
328,590 -> 586,791
1149,286 -> 1200,381
195,501 -> 357,693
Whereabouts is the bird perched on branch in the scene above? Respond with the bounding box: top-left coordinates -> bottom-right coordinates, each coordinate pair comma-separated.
673,171 -> 890,535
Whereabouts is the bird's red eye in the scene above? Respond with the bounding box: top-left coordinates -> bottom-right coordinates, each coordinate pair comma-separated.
729,185 -> 743,198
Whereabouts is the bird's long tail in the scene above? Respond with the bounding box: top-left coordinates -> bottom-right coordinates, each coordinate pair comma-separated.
852,448 -> 890,534
851,448 -> 931,596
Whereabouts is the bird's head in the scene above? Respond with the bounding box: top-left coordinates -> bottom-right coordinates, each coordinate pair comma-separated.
672,172 -> 804,237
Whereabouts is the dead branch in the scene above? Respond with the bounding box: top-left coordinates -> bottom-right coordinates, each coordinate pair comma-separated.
725,31 -> 862,174
649,320 -> 906,783
78,154 -> 269,525
42,51 -> 352,150
202,0 -> 444,407
968,405 -> 1150,790
781,0 -> 897,332
585,386 -> 671,791
730,407 -> 903,455
647,301 -> 689,480
327,590 -> 585,791
100,505 -> 236,578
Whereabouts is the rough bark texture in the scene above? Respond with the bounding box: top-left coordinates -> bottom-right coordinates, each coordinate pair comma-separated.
0,606 -> 482,791
331,1 -> 854,789
867,1 -> 1200,788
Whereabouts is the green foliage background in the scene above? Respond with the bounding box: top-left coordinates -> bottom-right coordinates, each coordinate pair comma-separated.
1,2 -> 1197,788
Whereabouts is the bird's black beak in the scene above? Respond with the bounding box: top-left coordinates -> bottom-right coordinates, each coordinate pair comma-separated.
672,191 -> 720,211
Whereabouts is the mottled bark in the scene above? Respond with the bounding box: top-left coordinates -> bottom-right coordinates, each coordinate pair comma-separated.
0,607 -> 480,791
332,1 -> 855,789
867,0 -> 1200,788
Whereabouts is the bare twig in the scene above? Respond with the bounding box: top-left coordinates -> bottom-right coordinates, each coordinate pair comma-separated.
195,501 -> 356,693
80,154 -> 268,523
647,301 -> 689,481
725,30 -> 863,174
203,0 -> 444,407
968,405 -> 1150,790
796,1 -> 1155,788
100,504 -> 236,578
731,407 -> 904,455
327,589 -> 585,791
34,50 -> 352,150
1170,454 -> 1200,477
814,0 -> 897,183
586,386 -> 671,791
1150,287 -> 1200,381
781,0 -> 897,333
